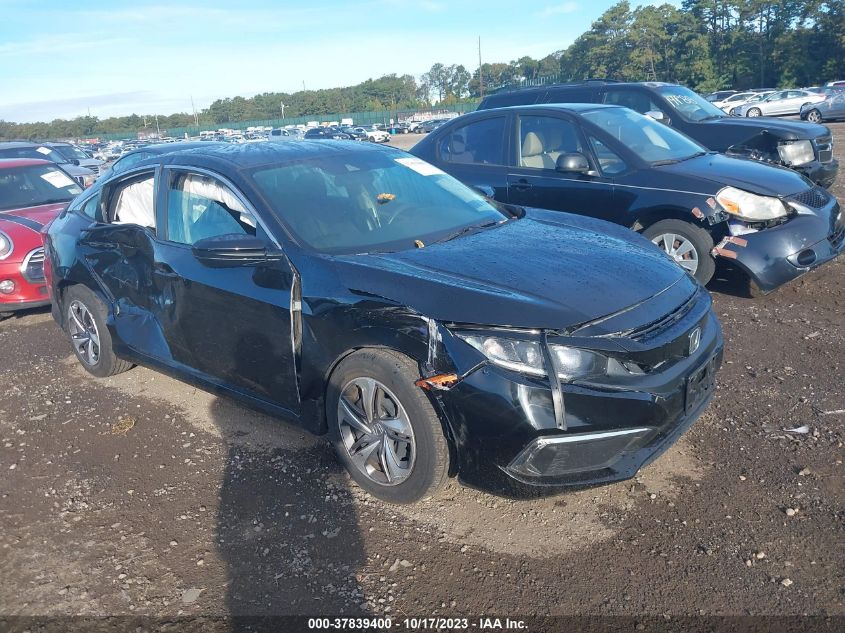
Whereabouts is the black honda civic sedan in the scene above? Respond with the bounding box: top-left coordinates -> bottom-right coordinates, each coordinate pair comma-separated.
412,104 -> 844,294
45,142 -> 723,503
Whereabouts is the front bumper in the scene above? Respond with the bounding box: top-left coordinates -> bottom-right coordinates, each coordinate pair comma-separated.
0,254 -> 50,312
432,303 -> 723,497
714,197 -> 844,294
797,157 -> 839,189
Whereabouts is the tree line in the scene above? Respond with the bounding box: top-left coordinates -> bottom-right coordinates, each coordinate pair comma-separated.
1,0 -> 842,140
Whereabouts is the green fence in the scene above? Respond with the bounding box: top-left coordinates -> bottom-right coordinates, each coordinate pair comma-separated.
98,102 -> 480,141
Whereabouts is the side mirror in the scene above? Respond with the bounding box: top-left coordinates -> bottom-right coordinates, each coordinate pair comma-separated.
555,152 -> 591,175
192,233 -> 283,268
646,110 -> 669,124
71,159 -> 81,166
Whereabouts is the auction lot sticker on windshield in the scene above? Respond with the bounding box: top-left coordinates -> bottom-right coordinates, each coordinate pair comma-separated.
40,170 -> 75,188
665,94 -> 699,108
36,146 -> 52,155
395,156 -> 445,176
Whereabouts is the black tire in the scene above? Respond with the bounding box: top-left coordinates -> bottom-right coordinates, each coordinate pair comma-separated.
806,109 -> 823,123
64,285 -> 132,378
327,349 -> 450,504
642,219 -> 716,285
747,107 -> 762,117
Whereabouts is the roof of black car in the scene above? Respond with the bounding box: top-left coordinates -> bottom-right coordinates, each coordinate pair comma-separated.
165,140 -> 398,170
476,103 -> 619,114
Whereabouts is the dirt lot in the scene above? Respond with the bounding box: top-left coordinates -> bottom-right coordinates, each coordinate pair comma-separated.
1,124 -> 843,625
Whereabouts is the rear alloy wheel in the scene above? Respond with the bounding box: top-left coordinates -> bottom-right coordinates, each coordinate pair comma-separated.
806,109 -> 822,123
328,349 -> 450,503
747,108 -> 762,117
643,219 -> 715,285
64,286 -> 132,378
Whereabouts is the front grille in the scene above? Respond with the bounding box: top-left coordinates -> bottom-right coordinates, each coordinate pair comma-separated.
21,247 -> 45,283
815,136 -> 833,163
788,187 -> 831,209
627,289 -> 700,342
87,165 -> 99,174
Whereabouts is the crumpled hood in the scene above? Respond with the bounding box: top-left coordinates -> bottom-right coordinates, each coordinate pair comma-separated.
330,209 -> 695,331
705,116 -> 831,141
657,153 -> 813,198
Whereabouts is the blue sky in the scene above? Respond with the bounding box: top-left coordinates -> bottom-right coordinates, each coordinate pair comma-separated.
0,0 -> 673,122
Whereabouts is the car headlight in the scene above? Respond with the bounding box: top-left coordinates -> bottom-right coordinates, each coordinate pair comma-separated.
0,230 -> 13,260
549,345 -> 608,381
715,186 -> 788,222
777,140 -> 815,166
456,334 -> 545,376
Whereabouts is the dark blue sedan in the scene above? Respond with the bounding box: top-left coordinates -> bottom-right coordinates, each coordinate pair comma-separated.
45,141 -> 722,502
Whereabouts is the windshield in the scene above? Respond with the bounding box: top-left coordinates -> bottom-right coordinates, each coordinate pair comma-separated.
53,145 -> 91,161
583,107 -> 706,165
0,145 -> 69,164
0,164 -> 82,211
251,152 -> 507,254
658,86 -> 726,121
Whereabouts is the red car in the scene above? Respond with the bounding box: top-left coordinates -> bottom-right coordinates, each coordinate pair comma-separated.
0,158 -> 82,314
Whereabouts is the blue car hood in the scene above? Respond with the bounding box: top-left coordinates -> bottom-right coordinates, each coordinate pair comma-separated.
330,209 -> 696,331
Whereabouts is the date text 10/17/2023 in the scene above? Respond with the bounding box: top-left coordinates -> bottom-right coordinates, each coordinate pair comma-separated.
307,617 -> 529,630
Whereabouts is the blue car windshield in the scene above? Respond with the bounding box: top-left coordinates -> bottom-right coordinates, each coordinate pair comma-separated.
583,107 -> 707,165
251,152 -> 507,254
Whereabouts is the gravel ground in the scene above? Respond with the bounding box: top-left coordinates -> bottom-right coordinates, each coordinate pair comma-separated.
1,123 -> 843,624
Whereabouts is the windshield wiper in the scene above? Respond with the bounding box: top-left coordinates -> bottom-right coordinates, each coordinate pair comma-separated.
653,151 -> 707,166
431,220 -> 500,245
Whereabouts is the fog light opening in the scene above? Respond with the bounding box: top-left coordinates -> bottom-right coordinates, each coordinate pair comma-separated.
0,279 -> 15,295
796,249 -> 816,267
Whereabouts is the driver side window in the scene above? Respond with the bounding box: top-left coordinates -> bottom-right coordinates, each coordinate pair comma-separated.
163,170 -> 265,246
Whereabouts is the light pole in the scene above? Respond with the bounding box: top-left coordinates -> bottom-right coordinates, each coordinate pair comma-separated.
280,101 -> 286,120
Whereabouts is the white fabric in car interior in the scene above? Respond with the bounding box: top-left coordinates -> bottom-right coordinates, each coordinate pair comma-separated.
182,174 -> 246,213
114,178 -> 155,228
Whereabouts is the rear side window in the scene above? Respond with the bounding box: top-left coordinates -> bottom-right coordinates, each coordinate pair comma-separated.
603,89 -> 661,114
540,88 -> 597,104
80,193 -> 101,220
438,117 -> 507,166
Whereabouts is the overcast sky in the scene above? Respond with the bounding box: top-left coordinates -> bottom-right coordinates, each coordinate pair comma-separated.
0,0 -> 674,123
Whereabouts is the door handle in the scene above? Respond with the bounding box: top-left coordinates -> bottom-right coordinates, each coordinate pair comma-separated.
510,179 -> 533,191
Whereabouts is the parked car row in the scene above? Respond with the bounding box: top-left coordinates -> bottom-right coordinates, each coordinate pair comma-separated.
1,80 -> 841,506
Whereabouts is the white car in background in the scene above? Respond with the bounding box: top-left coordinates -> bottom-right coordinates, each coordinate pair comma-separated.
727,91 -> 775,115
713,91 -> 756,111
352,127 -> 390,143
732,89 -> 826,117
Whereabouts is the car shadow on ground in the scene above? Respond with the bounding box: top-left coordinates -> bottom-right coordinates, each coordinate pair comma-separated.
706,262 -> 753,299
209,334 -> 371,619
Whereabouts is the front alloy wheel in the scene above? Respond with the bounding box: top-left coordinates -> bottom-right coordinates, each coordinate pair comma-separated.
747,108 -> 762,117
328,349 -> 449,503
806,109 -> 822,123
337,377 -> 415,486
68,300 -> 101,366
